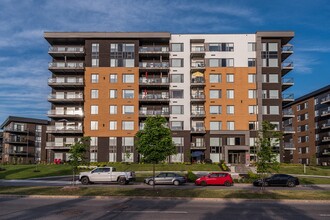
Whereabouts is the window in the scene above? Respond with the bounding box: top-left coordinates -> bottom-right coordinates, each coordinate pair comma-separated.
248,105 -> 258,114
248,74 -> 256,83
248,58 -> 256,67
122,121 -> 134,130
123,74 -> 134,83
110,43 -> 135,67
91,74 -> 99,83
92,43 -> 99,67
226,74 -> 234,83
110,105 -> 117,114
171,105 -> 184,114
90,137 -> 98,146
171,58 -> 184,67
210,137 -> 222,146
171,121 -> 183,130
210,121 -> 222,131
227,90 -> 234,99
109,89 -> 117,99
173,137 -> 184,146
227,121 -> 235,130
210,106 -> 222,114
91,121 -> 98,130
109,121 -> 117,130
249,121 -> 258,130
122,137 -> 134,146
227,105 -> 235,114
269,90 -> 279,99
109,137 -> 117,146
248,90 -> 257,99
270,122 -> 280,131
262,43 -> 278,67
171,43 -> 183,52
170,90 -> 184,98
208,43 -> 234,51
91,105 -> 98,115
122,105 -> 134,114
269,106 -> 279,115
209,74 -> 221,83
269,74 -> 278,83
209,58 -> 234,67
110,74 -> 117,83
210,90 -> 221,99
91,89 -> 98,99
170,74 -> 184,83
123,90 -> 134,98
248,42 -> 256,52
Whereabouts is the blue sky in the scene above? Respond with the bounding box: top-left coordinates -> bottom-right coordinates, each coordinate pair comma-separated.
0,0 -> 329,124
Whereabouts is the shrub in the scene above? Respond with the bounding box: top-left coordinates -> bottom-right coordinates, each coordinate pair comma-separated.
186,171 -> 198,182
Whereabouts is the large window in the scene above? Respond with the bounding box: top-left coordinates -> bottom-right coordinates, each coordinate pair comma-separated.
123,90 -> 134,98
210,105 -> 222,114
171,58 -> 184,67
209,58 -> 234,67
269,74 -> 278,83
262,42 -> 278,67
269,106 -> 279,115
122,121 -> 134,130
209,74 -> 221,83
208,43 -> 234,51
123,105 -> 134,114
170,90 -> 184,98
92,43 -> 99,67
210,90 -> 221,99
110,43 -> 135,67
171,43 -> 184,52
210,121 -> 222,131
170,74 -> 184,83
171,121 -> 183,130
123,74 -> 134,83
171,105 -> 184,114
91,89 -> 98,99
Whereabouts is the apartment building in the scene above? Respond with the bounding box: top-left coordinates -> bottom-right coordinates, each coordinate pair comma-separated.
44,31 -> 294,164
0,116 -> 49,164
283,85 -> 330,165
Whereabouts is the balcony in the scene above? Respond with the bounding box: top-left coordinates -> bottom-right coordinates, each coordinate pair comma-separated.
47,110 -> 83,118
191,127 -> 206,134
48,77 -> 84,87
139,46 -> 169,54
322,122 -> 330,129
282,109 -> 294,118
321,95 -> 330,104
191,61 -> 205,71
4,137 -> 28,144
191,77 -> 205,87
139,92 -> 169,102
282,78 -> 294,91
48,62 -> 84,73
283,142 -> 296,150
8,150 -> 33,156
283,126 -> 295,134
321,110 -> 330,117
46,125 -> 83,134
48,46 -> 85,58
46,142 -> 73,150
191,94 -> 205,102
3,127 -> 28,133
281,44 -> 294,61
191,111 -> 206,118
139,110 -> 169,117
191,46 -> 205,58
281,61 -> 294,76
139,62 -> 169,70
139,77 -> 169,87
322,136 -> 330,142
282,93 -> 294,104
48,93 -> 83,103
191,143 -> 206,149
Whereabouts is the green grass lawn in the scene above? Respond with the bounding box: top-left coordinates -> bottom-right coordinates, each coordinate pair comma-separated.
278,164 -> 330,176
0,186 -> 329,200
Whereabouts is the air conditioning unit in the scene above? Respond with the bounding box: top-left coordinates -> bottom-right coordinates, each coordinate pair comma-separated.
191,143 -> 195,147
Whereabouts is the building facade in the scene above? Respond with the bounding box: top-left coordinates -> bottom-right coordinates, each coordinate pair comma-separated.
283,85 -> 330,165
0,116 -> 49,164
44,31 -> 294,164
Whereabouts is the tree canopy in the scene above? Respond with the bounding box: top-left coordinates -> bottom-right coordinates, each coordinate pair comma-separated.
135,116 -> 176,163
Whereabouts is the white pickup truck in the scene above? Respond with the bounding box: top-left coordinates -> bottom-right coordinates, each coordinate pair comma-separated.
79,167 -> 135,185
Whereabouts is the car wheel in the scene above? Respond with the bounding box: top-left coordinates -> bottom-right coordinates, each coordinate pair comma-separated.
118,177 -> 126,185
81,177 -> 89,185
148,180 -> 155,186
224,181 -> 231,187
173,180 -> 180,186
287,181 -> 295,187
201,181 -> 207,186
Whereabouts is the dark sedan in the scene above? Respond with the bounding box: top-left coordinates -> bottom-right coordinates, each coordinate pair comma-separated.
144,172 -> 186,186
253,174 -> 299,187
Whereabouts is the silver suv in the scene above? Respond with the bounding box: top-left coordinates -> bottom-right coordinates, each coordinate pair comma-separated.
144,172 -> 186,186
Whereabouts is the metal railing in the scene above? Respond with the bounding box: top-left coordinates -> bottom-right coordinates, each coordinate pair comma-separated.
48,93 -> 83,100
191,46 -> 205,52
48,78 -> 83,84
283,126 -> 294,132
282,93 -> 294,100
139,46 -> 169,53
49,46 -> 84,53
191,78 -> 205,84
284,142 -> 295,149
282,45 -> 294,52
321,95 -> 330,103
3,127 -> 27,132
139,62 -> 169,68
282,109 -> 294,116
139,93 -> 169,100
282,78 -> 294,84
282,62 -> 294,68
139,110 -> 169,116
191,94 -> 205,99
191,111 -> 206,116
139,78 -> 169,84
191,127 -> 206,132
49,62 -> 84,68
46,126 -> 82,132
321,110 -> 330,116
47,110 -> 83,116
191,62 -> 205,68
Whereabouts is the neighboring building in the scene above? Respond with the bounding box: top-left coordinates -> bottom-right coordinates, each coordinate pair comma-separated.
0,116 -> 49,164
0,131 -> 3,162
44,31 -> 294,164
283,85 -> 330,165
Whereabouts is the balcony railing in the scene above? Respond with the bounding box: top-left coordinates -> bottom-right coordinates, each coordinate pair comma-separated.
139,93 -> 169,100
322,136 -> 330,142
171,126 -> 183,131
321,110 -> 330,117
191,78 -> 205,84
322,122 -> 330,129
191,47 -> 205,52
48,62 -> 84,69
46,126 -> 83,133
47,110 -> 83,117
191,127 -> 206,133
191,111 -> 206,117
282,109 -> 294,117
139,77 -> 169,84
46,142 -> 73,149
282,93 -> 294,101
284,142 -> 295,150
49,46 -> 84,53
191,94 -> 205,100
191,143 -> 206,149
282,78 -> 294,84
4,137 -> 28,143
48,93 -> 83,101
3,127 -> 27,133
48,78 -> 83,85
191,62 -> 205,68
282,62 -> 294,68
139,46 -> 169,53
283,126 -> 295,133
321,95 -> 330,104
139,62 -> 169,68
139,110 -> 169,116
282,45 -> 294,52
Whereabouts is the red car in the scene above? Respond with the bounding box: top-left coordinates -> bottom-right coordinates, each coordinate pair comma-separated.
195,172 -> 233,186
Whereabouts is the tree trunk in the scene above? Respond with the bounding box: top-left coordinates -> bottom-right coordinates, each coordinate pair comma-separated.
153,162 -> 155,190
72,169 -> 75,186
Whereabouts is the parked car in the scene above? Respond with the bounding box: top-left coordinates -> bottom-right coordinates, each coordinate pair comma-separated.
253,174 -> 299,187
79,167 -> 135,185
195,172 -> 233,186
144,172 -> 186,186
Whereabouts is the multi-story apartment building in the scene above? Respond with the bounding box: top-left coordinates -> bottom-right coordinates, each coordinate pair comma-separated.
44,31 -> 294,164
283,85 -> 330,165
0,116 -> 49,164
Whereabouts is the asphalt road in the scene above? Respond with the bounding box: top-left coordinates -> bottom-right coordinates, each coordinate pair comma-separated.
0,197 -> 329,220
1,178 -> 330,190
